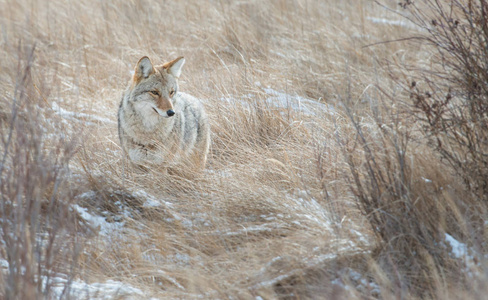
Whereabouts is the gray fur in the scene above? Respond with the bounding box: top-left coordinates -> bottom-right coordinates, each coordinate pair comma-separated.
118,57 -> 210,170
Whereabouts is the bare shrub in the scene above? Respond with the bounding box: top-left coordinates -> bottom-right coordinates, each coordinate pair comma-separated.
338,0 -> 488,297
0,45 -> 82,299
401,0 -> 488,202
338,99 -> 456,298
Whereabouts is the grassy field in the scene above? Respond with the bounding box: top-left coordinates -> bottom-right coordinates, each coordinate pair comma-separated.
1,0 -> 487,299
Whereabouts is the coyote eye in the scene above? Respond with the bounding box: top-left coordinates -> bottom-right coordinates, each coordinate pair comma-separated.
150,90 -> 160,96
169,90 -> 175,97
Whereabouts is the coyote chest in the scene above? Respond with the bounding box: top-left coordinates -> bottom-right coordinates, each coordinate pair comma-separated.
118,56 -> 210,170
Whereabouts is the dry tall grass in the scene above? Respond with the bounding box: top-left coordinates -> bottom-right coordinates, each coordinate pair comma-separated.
0,0 -> 486,299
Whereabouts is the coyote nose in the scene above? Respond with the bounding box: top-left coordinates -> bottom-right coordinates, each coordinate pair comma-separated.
167,109 -> 175,117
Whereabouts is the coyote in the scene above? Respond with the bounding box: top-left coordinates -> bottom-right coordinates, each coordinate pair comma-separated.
118,56 -> 210,171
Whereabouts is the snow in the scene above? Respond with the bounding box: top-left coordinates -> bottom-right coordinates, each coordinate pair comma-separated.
142,197 -> 162,208
330,268 -> 381,296
444,233 -> 468,259
130,189 -> 173,208
218,86 -> 335,117
0,258 -> 9,269
72,204 -> 125,236
0,258 -> 147,299
367,17 -> 418,30
77,191 -> 97,200
50,277 -> 145,300
52,101 -> 116,125
443,233 -> 485,279
263,87 -> 335,116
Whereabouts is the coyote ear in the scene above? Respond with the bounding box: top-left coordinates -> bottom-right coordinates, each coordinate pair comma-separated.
163,57 -> 185,78
134,56 -> 155,81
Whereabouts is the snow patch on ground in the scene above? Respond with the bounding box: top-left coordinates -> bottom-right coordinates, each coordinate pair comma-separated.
52,101 -> 116,125
72,204 -> 125,236
50,277 -> 145,300
367,17 -> 418,30
130,189 -> 174,208
0,258 -> 8,270
263,87 -> 335,116
444,233 -> 485,279
445,233 -> 468,259
218,86 -> 335,117
0,259 -> 148,299
332,268 -> 381,297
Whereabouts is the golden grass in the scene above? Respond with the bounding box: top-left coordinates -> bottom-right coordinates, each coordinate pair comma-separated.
1,0 -> 486,298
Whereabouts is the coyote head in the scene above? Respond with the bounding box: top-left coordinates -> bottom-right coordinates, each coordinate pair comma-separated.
129,56 -> 185,118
